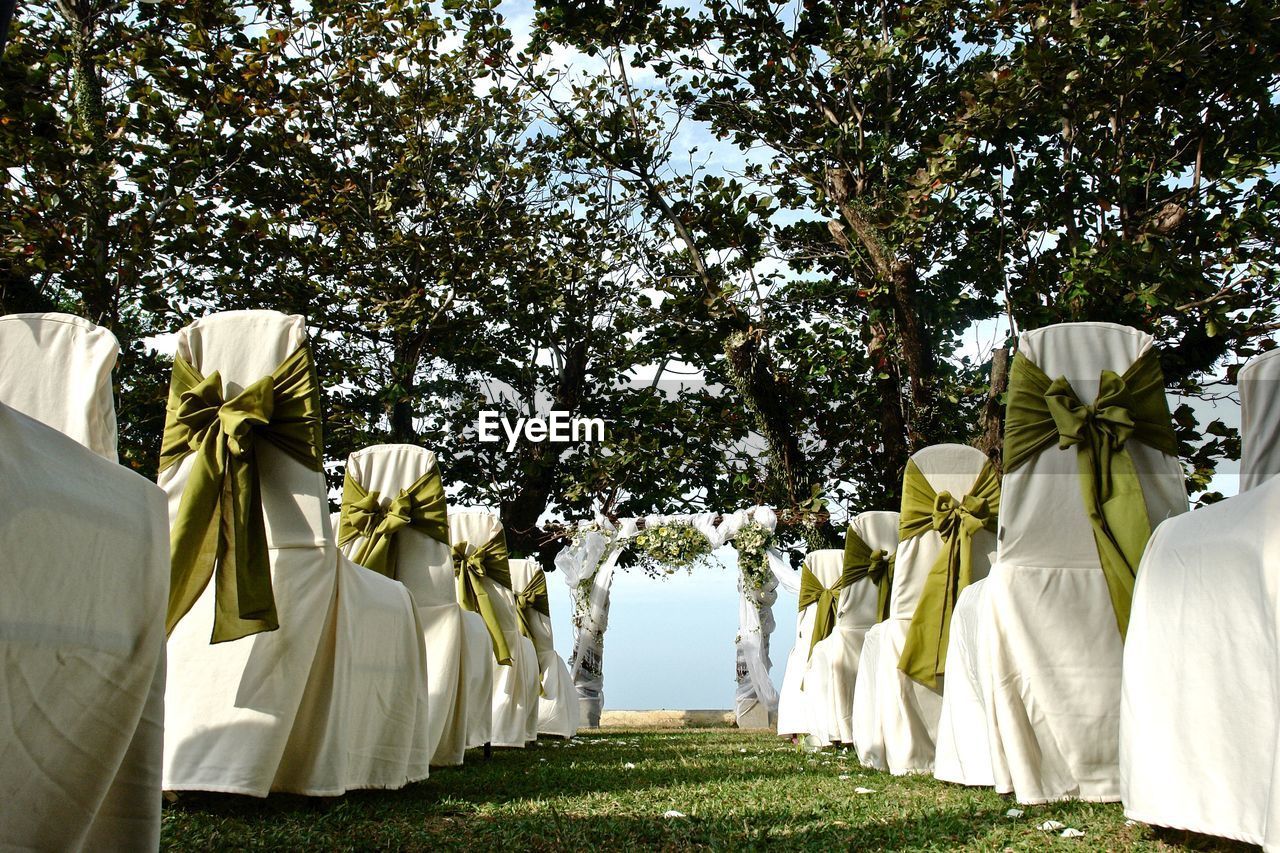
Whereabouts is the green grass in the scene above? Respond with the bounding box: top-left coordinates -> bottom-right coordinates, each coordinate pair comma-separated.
162,728 -> 1258,851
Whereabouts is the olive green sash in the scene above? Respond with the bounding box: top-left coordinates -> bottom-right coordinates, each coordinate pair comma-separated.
843,526 -> 896,623
452,532 -> 514,665
798,560 -> 860,659
515,569 -> 551,640
338,468 -> 448,579
1004,348 -> 1177,637
160,343 -> 323,643
897,458 -> 1000,688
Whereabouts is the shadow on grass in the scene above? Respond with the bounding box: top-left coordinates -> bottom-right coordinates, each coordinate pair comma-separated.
1149,826 -> 1261,852
164,799 -> 1014,851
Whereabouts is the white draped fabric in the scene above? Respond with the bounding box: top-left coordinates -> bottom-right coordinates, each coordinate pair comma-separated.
449,511 -> 540,747
811,511 -> 898,745
777,549 -> 843,738
875,443 -> 996,775
777,518 -> 889,745
341,444 -> 493,765
162,311 -> 432,795
932,578 -> 995,786
852,623 -> 886,770
557,507 -> 782,728
1120,347 -> 1280,846
0,312 -> 119,460
0,397 -> 167,847
984,322 -> 1186,803
509,558 -> 580,738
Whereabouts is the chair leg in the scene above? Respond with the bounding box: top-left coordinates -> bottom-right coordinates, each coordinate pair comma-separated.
484,741 -> 493,760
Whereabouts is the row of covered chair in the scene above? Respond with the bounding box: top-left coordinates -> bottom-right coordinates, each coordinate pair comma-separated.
781,320 -> 1280,846
0,310 -> 578,850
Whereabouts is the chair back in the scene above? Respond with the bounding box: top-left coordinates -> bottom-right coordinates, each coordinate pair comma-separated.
448,510 -> 519,633
343,443 -> 453,607
510,557 -> 556,655
1240,347 -> 1280,492
889,444 -> 994,620
998,322 -> 1186,568
0,312 -> 119,461
163,310 -> 329,548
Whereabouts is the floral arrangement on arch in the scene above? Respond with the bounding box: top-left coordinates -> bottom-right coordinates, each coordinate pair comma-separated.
629,522 -> 714,579
731,521 -> 774,592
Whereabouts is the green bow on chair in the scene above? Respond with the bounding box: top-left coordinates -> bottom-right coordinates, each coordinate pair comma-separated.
843,526 -> 895,624
798,558 -> 861,660
515,569 -> 550,640
160,343 -> 323,643
897,458 -> 1000,688
452,532 -> 514,665
1003,347 -> 1178,637
338,468 -> 448,579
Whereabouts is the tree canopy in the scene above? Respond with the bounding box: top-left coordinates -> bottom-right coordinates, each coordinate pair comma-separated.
4,0 -> 1277,559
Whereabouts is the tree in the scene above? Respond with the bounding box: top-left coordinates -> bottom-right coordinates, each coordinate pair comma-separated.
530,0 -> 1280,502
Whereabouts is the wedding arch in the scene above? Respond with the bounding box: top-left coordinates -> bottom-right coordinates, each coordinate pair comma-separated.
553,507 -> 806,728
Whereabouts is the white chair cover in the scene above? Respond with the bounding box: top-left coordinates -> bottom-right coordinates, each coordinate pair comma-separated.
777,549 -> 842,738
509,558 -> 580,739
449,511 -> 541,748
0,400 -> 167,850
807,512 -> 898,746
932,577 -> 995,786
985,322 -> 1187,803
852,622 -> 886,769
161,311 -> 431,795
877,443 -> 996,775
1121,347 -> 1280,846
0,312 -> 119,460
341,444 -> 494,765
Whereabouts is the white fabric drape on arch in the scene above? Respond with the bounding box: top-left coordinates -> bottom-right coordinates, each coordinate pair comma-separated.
1120,347 -> 1280,847
557,507 -> 784,727
161,311 -> 432,795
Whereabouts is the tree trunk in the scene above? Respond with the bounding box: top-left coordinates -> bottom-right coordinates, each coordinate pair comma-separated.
724,329 -> 838,549
0,0 -> 17,55
827,169 -> 938,451
388,338 -> 420,442
64,0 -> 113,327
502,339 -> 590,563
976,346 -> 1010,471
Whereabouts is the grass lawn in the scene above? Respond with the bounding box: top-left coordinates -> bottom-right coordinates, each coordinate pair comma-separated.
162,728 -> 1258,851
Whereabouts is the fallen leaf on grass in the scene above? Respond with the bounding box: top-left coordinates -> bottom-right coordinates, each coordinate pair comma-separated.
1060,828 -> 1085,838
1036,820 -> 1065,832
1005,808 -> 1024,818
623,762 -> 636,769
663,810 -> 687,819
854,787 -> 876,794
838,774 -> 851,781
